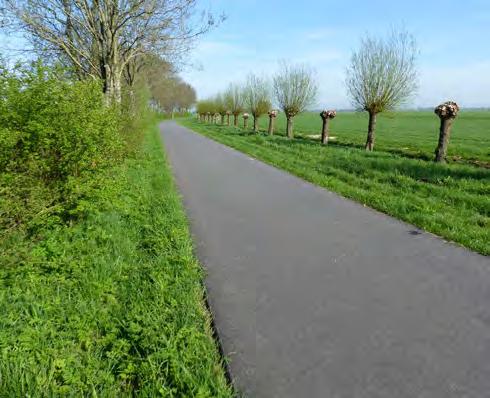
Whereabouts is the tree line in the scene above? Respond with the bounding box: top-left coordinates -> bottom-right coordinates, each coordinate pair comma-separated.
0,0 -> 210,112
197,29 -> 460,163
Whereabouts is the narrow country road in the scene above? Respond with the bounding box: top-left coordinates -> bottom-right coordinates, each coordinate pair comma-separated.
160,121 -> 490,398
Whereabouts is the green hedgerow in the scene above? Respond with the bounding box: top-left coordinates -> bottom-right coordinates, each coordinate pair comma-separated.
0,62 -> 122,234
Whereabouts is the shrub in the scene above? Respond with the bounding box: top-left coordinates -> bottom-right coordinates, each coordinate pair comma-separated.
0,62 -> 122,234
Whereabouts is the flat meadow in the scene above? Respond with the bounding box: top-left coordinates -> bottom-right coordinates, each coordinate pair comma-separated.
258,111 -> 490,166
182,110 -> 490,255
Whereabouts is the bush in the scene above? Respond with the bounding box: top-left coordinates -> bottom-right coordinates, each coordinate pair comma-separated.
0,62 -> 122,234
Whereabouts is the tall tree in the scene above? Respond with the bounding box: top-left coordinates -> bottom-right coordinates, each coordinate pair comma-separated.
244,73 -> 271,132
224,83 -> 244,126
273,62 -> 318,138
1,0 -> 219,103
346,28 -> 418,151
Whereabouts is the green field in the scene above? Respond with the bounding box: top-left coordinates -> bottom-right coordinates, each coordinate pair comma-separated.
181,111 -> 490,255
256,111 -> 490,166
0,123 -> 232,396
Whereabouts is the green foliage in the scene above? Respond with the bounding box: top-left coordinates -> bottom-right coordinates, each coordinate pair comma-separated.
0,124 -> 232,397
182,117 -> 490,255
0,62 -> 122,235
255,98 -> 272,118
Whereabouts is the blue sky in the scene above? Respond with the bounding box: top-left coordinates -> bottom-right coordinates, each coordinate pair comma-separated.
1,0 -> 489,108
181,0 -> 490,108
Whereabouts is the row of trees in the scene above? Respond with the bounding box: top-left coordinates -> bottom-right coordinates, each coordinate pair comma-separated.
139,55 -> 196,115
196,29 -> 459,163
0,0 -> 214,106
197,61 -> 317,139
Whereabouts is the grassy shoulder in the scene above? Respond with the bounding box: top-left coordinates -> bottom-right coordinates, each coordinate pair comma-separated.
181,118 -> 489,256
0,122 -> 232,397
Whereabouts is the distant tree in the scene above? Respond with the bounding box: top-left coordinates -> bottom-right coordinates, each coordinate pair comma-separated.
434,101 -> 460,163
273,62 -> 318,138
346,29 -> 418,151
244,74 -> 271,132
224,84 -> 244,126
197,99 -> 214,122
197,100 -> 211,121
215,93 -> 227,124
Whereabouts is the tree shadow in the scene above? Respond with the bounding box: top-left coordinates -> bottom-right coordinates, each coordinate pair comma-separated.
318,150 -> 490,184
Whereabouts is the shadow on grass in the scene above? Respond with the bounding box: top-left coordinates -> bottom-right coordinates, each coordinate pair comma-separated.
196,122 -> 490,174
318,151 -> 490,184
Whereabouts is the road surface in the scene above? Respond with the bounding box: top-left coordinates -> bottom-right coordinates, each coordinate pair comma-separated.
160,121 -> 490,398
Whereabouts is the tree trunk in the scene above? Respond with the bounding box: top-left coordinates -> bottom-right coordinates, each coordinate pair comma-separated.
253,116 -> 259,132
227,115 -> 230,126
268,116 -> 275,135
286,117 -> 294,139
435,118 -> 454,163
221,115 -> 225,125
365,111 -> 377,151
102,62 -> 122,105
244,118 -> 249,129
321,118 -> 330,145
233,114 -> 238,127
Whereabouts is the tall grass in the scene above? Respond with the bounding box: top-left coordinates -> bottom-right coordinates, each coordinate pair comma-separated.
0,123 -> 232,396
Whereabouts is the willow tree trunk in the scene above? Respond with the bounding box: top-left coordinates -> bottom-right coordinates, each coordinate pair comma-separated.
227,115 -> 230,125
233,115 -> 239,127
365,111 -> 377,151
434,118 -> 454,163
286,117 -> 294,139
321,118 -> 331,145
244,118 -> 249,129
221,115 -> 225,125
253,116 -> 259,132
268,117 -> 275,135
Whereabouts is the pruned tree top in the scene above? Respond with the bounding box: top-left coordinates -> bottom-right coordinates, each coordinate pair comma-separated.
435,101 -> 460,119
320,110 -> 337,119
346,28 -> 418,114
273,61 -> 318,117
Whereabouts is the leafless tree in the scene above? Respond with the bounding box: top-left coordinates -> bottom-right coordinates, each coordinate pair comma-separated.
224,83 -> 244,126
267,110 -> 278,135
273,61 -> 318,138
319,110 -> 336,145
1,0 -> 220,103
244,73 -> 271,132
434,101 -> 460,163
242,112 -> 249,129
346,28 -> 418,151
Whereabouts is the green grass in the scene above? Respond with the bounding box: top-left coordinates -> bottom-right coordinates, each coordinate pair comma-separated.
256,111 -> 490,166
0,123 -> 232,397
181,113 -> 490,255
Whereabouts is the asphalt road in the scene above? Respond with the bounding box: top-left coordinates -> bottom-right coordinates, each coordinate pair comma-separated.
160,121 -> 490,398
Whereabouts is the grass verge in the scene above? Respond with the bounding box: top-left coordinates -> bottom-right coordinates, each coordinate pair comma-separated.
0,122 -> 232,397
181,118 -> 489,256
